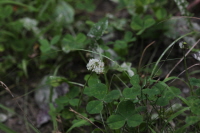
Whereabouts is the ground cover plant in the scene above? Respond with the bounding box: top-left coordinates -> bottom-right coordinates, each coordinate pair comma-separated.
1,0 -> 200,133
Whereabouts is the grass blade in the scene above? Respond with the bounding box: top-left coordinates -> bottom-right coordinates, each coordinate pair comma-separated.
150,32 -> 194,79
0,122 -> 18,133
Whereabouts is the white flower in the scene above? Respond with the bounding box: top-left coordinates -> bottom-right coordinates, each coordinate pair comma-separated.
120,62 -> 134,77
192,52 -> 200,61
87,59 -> 104,74
20,17 -> 38,30
179,42 -> 184,49
20,17 -> 42,38
92,46 -> 104,59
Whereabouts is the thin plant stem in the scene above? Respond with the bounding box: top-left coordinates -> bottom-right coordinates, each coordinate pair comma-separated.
183,49 -> 194,95
165,39 -> 200,79
77,72 -> 92,110
100,111 -> 107,133
78,51 -> 87,64
111,74 -> 129,88
104,73 -> 109,92
151,32 -> 195,79
169,63 -> 200,84
24,86 -> 31,133
0,81 -> 40,132
69,107 -> 104,133
138,41 -> 155,71
49,86 -> 53,103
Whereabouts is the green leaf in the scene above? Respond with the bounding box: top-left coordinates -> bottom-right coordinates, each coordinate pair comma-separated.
54,1 -> 74,24
55,96 -> 69,104
136,0 -> 155,5
50,35 -> 61,45
189,77 -> 200,87
143,15 -> 155,29
152,82 -> 165,92
39,39 -> 58,60
155,8 -> 167,20
190,102 -> 200,115
130,74 -> 140,88
185,116 -> 200,125
66,119 -> 92,133
127,114 -> 143,127
0,5 -> 13,19
76,0 -> 96,12
61,110 -> 74,119
131,15 -> 155,34
39,39 -> 50,53
124,31 -> 136,42
142,88 -> 160,97
47,76 -> 68,87
104,90 -> 121,103
135,106 -> 147,113
87,18 -> 108,40
67,87 -> 79,99
187,97 -> 200,113
167,107 -> 190,122
49,103 -> 58,130
84,83 -> 107,100
169,86 -> 181,96
84,73 -> 100,87
69,99 -> 79,107
123,87 -> 140,99
117,101 -> 136,118
106,115 -> 125,129
86,100 -> 103,114
83,87 -> 93,96
131,15 -> 143,30
62,33 -> 87,53
195,88 -> 200,96
156,97 -> 169,106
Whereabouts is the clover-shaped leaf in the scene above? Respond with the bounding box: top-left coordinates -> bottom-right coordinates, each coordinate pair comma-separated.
189,77 -> 200,87
84,83 -> 107,100
186,116 -> 200,125
156,97 -> 169,106
86,100 -> 103,114
87,18 -> 108,40
54,1 -> 74,24
131,15 -> 155,35
123,87 -> 140,99
117,101 -> 136,117
62,33 -> 88,53
130,74 -> 140,88
106,115 -> 125,129
107,101 -> 143,129
127,114 -> 143,127
104,90 -> 121,103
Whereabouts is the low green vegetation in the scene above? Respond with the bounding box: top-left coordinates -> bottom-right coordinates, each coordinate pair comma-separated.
1,0 -> 200,133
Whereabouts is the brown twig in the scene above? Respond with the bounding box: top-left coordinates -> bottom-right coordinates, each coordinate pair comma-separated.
69,107 -> 104,132
165,39 -> 200,79
169,63 -> 200,85
0,81 -> 38,131
187,0 -> 200,11
138,41 -> 155,70
0,81 -> 14,97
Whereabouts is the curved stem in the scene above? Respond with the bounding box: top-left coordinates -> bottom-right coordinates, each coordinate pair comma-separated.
165,39 -> 200,79
138,41 -> 155,71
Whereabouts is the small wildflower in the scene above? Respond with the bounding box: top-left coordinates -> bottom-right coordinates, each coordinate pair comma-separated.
87,59 -> 104,74
179,42 -> 184,49
20,17 -> 38,31
120,62 -> 134,77
192,51 -> 200,61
